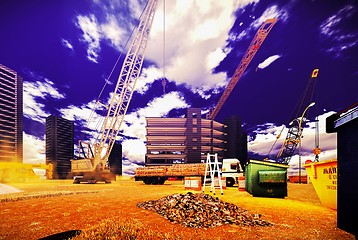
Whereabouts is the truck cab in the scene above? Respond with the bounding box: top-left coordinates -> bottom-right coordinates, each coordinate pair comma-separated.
222,158 -> 243,187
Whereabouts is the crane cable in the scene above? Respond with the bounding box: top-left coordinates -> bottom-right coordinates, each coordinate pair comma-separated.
79,1 -> 150,148
267,125 -> 285,158
161,0 -> 167,94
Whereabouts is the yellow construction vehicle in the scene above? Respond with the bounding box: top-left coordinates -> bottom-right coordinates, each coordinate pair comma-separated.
0,162 -> 53,183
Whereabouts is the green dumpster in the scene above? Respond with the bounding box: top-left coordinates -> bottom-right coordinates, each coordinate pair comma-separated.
245,159 -> 289,198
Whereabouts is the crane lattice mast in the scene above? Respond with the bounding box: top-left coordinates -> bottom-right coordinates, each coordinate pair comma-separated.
93,0 -> 158,167
208,18 -> 277,120
276,69 -> 319,164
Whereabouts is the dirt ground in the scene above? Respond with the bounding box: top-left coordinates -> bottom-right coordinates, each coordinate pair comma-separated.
0,178 -> 355,240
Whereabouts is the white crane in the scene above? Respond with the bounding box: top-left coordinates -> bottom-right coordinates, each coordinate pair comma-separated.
70,0 -> 158,183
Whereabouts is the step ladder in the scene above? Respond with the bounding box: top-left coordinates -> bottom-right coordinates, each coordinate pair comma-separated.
202,153 -> 223,195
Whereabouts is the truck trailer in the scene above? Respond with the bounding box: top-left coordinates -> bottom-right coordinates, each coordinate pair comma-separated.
135,159 -> 243,187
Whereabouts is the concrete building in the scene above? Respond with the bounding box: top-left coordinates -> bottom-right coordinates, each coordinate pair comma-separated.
45,115 -> 74,179
145,108 -> 247,167
0,64 -> 23,163
108,142 -> 122,175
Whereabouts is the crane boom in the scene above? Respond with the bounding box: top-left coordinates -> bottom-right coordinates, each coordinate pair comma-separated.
93,0 -> 158,167
70,0 -> 158,183
208,18 -> 277,120
276,69 -> 319,164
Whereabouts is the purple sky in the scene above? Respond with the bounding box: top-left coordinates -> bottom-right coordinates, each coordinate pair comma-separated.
0,0 -> 357,175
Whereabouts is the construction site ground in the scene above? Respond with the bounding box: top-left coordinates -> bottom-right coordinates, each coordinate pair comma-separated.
0,178 -> 355,240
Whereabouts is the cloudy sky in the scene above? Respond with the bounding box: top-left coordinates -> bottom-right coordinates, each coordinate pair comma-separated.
1,0 -> 357,175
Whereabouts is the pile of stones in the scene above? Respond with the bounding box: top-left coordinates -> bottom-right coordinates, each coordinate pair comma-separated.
137,192 -> 273,228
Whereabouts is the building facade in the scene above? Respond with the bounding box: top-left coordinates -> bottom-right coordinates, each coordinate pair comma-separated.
326,102 -> 358,236
224,116 -> 248,169
145,108 -> 247,166
0,64 -> 23,162
46,115 -> 74,179
108,142 -> 122,175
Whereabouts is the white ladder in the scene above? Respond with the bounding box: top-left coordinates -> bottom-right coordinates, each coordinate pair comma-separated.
202,153 -> 223,195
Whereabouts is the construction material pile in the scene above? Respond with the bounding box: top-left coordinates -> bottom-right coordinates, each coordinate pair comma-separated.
137,192 -> 273,228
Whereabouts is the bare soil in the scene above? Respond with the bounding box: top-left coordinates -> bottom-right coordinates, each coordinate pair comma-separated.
0,178 -> 355,240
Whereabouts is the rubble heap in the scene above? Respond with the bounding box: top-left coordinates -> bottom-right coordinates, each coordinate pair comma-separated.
137,192 -> 273,228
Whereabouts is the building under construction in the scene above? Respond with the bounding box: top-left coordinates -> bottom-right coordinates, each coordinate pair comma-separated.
145,108 -> 247,168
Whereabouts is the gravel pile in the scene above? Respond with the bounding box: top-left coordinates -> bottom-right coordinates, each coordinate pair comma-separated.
137,192 -> 273,228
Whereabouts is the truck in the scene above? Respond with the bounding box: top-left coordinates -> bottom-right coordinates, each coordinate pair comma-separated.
0,162 -> 53,183
221,158 -> 244,187
135,158 -> 243,187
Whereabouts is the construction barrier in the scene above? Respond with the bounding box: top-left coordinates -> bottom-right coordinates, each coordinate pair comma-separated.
238,175 -> 245,191
288,175 -> 308,184
184,177 -> 202,191
214,177 -> 226,189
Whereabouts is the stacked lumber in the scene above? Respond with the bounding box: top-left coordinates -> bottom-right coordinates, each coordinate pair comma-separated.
135,166 -> 167,177
135,164 -> 207,177
167,163 -> 206,177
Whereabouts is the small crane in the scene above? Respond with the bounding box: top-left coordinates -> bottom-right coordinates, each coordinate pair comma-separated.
275,69 -> 319,164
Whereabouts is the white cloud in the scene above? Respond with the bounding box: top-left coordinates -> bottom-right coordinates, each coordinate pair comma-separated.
252,5 -> 289,28
77,1 -> 259,92
122,139 -> 146,163
61,38 -> 74,50
77,0 -> 288,96
135,66 -> 163,94
77,15 -> 102,63
122,161 -> 142,175
100,14 -> 127,49
122,91 -> 189,140
230,4 -> 288,44
320,5 -> 356,37
206,47 -> 227,71
75,0 -> 139,62
23,132 -> 45,164
128,0 -> 143,18
23,78 -> 65,123
146,1 -> 246,91
320,4 -> 358,58
257,54 -> 281,69
60,100 -> 106,145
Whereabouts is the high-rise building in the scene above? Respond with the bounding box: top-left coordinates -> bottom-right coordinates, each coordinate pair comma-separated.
0,64 -> 23,162
145,108 -> 246,166
108,142 -> 122,175
224,116 -> 248,169
46,115 -> 74,179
